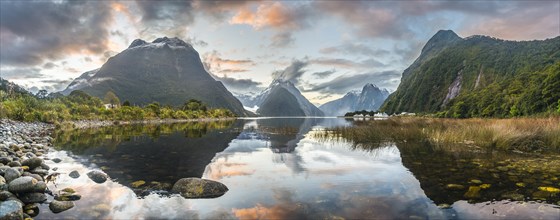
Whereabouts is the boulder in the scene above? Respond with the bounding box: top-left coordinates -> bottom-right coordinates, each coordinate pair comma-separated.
8,177 -> 37,193
21,157 -> 43,169
171,178 -> 228,198
4,168 -> 21,183
49,200 -> 74,213
0,200 -> 23,220
87,171 -> 108,183
68,170 -> 80,178
19,192 -> 47,204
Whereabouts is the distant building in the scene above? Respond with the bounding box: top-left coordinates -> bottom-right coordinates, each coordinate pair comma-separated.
104,104 -> 119,109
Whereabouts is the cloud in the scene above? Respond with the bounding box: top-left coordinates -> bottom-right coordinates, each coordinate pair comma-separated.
134,0 -> 194,38
320,43 -> 389,56
312,70 -> 336,78
0,67 -> 43,80
310,58 -> 387,70
306,71 -> 400,94
271,60 -> 308,84
202,50 -> 255,74
42,62 -> 58,69
270,32 -> 295,48
230,2 -> 316,47
211,74 -> 263,94
459,1 -> 560,40
315,2 -> 409,39
0,1 -> 113,66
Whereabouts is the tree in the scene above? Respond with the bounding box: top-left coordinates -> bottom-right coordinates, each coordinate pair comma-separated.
104,91 -> 120,108
183,99 -> 207,111
557,99 -> 560,113
123,100 -> 131,106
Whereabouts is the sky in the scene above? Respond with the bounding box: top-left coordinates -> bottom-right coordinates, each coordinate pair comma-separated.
0,0 -> 559,105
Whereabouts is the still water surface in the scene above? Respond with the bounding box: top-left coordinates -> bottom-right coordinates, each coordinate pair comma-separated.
36,118 -> 559,219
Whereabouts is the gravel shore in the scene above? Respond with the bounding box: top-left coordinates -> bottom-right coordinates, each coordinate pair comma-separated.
0,119 -> 55,219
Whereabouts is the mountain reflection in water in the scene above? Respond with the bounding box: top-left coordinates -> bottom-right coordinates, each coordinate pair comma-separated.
39,118 -> 559,219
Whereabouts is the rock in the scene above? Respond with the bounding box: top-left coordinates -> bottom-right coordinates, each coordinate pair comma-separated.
479,184 -> 491,189
0,166 -> 11,174
21,157 -> 42,169
7,161 -> 21,167
8,177 -> 37,193
55,193 -> 81,201
68,170 -> 80,178
0,176 -> 5,187
61,188 -> 75,194
171,178 -> 228,198
501,191 -> 524,201
445,184 -> 465,190
4,167 -> 21,183
0,191 -> 16,201
131,180 -> 146,188
515,182 -> 526,188
469,179 -> 482,184
464,186 -> 481,199
22,172 -> 42,182
87,171 -> 108,183
0,157 -> 11,165
33,181 -> 47,193
51,158 -> 62,163
29,168 -> 48,176
40,163 -> 49,170
538,186 -> 560,193
49,200 -> 74,213
0,200 -> 23,220
19,192 -> 47,204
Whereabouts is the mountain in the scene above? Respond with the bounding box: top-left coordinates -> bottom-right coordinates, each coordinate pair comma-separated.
238,80 -> 324,116
319,83 -> 390,116
0,78 -> 31,95
381,30 -> 560,117
62,37 -> 248,116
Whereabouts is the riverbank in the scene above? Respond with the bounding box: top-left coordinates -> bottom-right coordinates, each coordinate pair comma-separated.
56,117 -> 236,130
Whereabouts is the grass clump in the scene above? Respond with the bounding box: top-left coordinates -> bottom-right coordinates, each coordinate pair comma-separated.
322,117 -> 560,152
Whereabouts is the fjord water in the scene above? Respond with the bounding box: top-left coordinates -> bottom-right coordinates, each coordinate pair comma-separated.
39,118 -> 559,219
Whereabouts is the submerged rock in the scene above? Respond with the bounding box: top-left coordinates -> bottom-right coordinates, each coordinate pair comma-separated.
131,180 -> 146,188
49,200 -> 74,213
501,191 -> 524,201
463,186 -> 481,199
445,184 -> 465,190
0,200 -> 23,220
68,170 -> 80,178
538,186 -> 560,193
171,178 -> 228,198
87,171 -> 108,184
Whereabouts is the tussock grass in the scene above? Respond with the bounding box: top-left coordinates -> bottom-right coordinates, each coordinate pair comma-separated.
322,117 -> 560,152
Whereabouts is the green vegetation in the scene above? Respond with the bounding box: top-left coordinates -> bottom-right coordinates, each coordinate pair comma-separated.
320,117 -> 560,152
382,33 -> 560,118
343,110 -> 380,117
0,84 -> 235,123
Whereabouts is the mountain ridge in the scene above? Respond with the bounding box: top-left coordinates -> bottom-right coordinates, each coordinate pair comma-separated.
381,30 -> 560,117
62,37 -> 249,116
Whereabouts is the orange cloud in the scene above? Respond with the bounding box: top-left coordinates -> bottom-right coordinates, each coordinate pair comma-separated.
230,2 -> 301,30
203,51 -> 255,74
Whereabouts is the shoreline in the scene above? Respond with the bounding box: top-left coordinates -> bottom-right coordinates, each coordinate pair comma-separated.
56,117 -> 237,130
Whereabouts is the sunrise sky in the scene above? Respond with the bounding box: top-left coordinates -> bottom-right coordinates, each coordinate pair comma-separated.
1,0 -> 559,104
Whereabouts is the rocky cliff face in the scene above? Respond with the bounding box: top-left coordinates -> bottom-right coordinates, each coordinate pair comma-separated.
380,30 -> 560,116
238,80 -> 324,116
320,83 -> 389,116
62,37 -> 248,116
